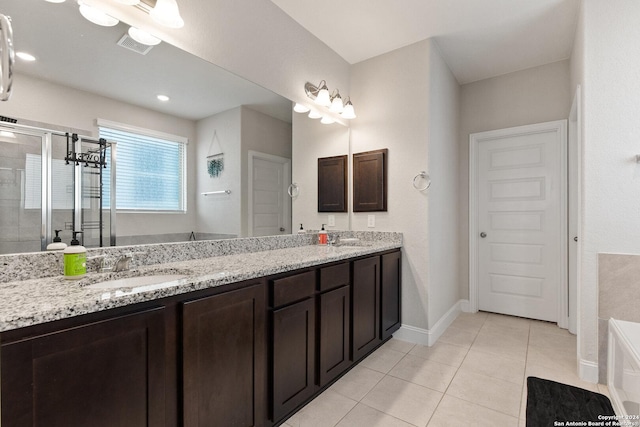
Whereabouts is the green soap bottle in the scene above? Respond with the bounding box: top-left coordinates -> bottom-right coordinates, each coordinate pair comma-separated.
64,232 -> 86,280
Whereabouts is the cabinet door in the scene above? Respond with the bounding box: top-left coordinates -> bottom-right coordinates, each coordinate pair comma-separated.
352,256 -> 381,361
183,283 -> 266,427
1,307 -> 166,427
318,155 -> 348,212
318,285 -> 351,387
381,251 -> 402,340
271,297 -> 315,422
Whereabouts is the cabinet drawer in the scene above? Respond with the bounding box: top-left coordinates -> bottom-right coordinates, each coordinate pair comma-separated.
271,271 -> 315,308
319,263 -> 350,292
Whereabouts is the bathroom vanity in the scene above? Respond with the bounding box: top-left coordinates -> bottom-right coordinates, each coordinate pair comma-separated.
0,233 -> 402,427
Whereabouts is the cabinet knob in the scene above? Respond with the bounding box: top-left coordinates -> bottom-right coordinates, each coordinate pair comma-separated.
480,232 -> 487,238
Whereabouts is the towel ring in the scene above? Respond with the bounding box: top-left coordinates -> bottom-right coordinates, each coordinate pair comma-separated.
287,183 -> 299,198
413,171 -> 431,191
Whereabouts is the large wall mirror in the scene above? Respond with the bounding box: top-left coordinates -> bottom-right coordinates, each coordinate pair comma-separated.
0,0 -> 313,255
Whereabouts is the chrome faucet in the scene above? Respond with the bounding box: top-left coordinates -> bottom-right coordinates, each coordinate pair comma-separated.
112,255 -> 133,272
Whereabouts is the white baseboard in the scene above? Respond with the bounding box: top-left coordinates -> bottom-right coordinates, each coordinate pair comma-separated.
394,300 -> 465,347
578,358 -> 599,384
460,299 -> 471,313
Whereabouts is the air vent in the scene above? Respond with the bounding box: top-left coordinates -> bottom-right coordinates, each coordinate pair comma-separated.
117,34 -> 154,55
0,116 -> 17,123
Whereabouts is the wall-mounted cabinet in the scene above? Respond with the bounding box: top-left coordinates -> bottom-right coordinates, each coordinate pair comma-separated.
317,155 -> 348,212
353,149 -> 388,212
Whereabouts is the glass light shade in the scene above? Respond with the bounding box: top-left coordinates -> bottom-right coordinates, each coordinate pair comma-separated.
320,116 -> 335,125
293,103 -> 310,113
150,0 -> 185,29
308,110 -> 322,119
128,27 -> 162,46
314,86 -> 331,107
341,101 -> 356,119
78,3 -> 119,27
329,95 -> 344,113
45,0 -> 66,3
116,0 -> 140,4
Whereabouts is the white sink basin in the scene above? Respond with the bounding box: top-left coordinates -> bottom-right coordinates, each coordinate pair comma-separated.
84,274 -> 187,290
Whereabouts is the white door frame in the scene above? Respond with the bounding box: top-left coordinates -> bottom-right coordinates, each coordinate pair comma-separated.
568,86 -> 582,335
469,120 -> 568,328
247,150 -> 292,236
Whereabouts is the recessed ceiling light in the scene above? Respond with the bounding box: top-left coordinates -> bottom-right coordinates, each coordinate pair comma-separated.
157,94 -> 170,102
16,52 -> 36,62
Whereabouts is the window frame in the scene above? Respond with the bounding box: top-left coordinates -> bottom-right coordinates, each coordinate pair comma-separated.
97,118 -> 188,214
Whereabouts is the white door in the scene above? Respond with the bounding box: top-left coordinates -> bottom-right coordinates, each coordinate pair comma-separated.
471,121 -> 567,322
248,151 -> 291,237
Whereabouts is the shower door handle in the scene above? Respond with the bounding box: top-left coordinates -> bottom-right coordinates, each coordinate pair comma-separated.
0,14 -> 15,101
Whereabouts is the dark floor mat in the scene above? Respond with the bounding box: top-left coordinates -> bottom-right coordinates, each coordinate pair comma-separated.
526,376 -> 616,427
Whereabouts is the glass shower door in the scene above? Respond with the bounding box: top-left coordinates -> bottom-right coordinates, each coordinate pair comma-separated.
0,127 -> 45,254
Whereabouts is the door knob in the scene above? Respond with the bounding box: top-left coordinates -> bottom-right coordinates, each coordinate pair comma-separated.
480,232 -> 487,238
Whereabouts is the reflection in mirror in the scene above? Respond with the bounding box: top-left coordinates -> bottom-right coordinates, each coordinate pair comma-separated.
0,0 -> 295,255
292,113 -> 350,232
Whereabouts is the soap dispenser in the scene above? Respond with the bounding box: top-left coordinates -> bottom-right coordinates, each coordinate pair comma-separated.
63,232 -> 86,280
46,230 -> 67,251
297,224 -> 305,234
318,224 -> 328,245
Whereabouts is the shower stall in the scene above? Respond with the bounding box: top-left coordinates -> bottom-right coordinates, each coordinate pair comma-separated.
0,120 -> 116,254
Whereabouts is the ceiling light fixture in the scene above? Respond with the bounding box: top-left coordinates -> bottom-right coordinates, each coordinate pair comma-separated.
77,1 -> 119,27
128,26 -> 161,46
16,52 -> 36,61
157,94 -> 170,101
302,81 -> 356,120
150,0 -> 185,29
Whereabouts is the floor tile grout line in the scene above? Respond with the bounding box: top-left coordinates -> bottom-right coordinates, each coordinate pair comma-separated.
425,313 -> 487,426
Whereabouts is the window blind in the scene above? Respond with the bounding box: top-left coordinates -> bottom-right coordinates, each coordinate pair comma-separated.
100,127 -> 186,212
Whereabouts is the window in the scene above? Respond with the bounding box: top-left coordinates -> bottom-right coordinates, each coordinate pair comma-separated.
99,120 -> 187,212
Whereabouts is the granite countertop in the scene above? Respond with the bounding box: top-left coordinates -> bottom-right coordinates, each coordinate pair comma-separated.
0,241 -> 401,333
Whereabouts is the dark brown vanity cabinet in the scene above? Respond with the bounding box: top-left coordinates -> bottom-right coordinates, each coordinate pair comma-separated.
352,255 -> 382,361
269,271 -> 316,422
182,283 -> 266,427
318,263 -> 351,387
381,251 -> 402,340
1,306 -> 167,427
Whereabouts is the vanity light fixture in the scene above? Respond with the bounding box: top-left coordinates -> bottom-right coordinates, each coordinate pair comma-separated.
77,1 -> 119,27
320,116 -> 335,125
16,52 -> 36,61
308,110 -> 322,119
303,81 -> 356,120
329,90 -> 344,113
293,103 -> 310,113
44,0 -> 66,3
128,26 -> 161,46
116,0 -> 140,5
157,94 -> 170,101
341,98 -> 356,119
150,0 -> 185,29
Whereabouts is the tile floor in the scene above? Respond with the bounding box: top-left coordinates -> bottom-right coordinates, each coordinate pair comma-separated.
282,311 -> 608,427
